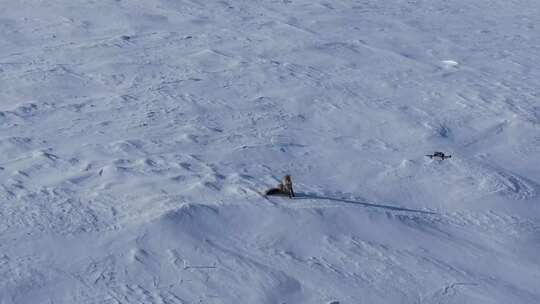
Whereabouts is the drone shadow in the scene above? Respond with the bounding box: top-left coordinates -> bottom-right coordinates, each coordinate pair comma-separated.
294,192 -> 437,215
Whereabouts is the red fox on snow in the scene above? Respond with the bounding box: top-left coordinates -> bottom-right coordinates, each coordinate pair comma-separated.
264,175 -> 295,198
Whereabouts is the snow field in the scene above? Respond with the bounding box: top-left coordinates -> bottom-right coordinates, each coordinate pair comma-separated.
1,0 -> 540,303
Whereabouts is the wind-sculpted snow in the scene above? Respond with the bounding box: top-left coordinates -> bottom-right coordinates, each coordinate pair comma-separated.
1,0 -> 540,303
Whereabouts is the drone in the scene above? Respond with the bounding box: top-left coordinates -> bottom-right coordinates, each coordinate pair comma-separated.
426,151 -> 452,160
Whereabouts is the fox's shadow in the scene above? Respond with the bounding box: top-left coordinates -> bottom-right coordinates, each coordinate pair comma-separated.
294,192 -> 437,215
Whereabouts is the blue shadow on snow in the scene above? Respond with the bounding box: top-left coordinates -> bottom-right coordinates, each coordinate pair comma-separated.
294,192 -> 438,215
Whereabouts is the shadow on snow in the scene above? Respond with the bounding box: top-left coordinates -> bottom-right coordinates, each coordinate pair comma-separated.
294,192 -> 438,215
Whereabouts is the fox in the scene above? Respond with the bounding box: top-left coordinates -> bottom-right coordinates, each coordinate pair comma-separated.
281,175 -> 294,198
264,175 -> 295,198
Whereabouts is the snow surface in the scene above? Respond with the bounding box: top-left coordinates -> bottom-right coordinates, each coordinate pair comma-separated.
1,0 -> 540,303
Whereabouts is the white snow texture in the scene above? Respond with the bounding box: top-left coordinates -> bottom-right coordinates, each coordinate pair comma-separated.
1,1 -> 539,303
